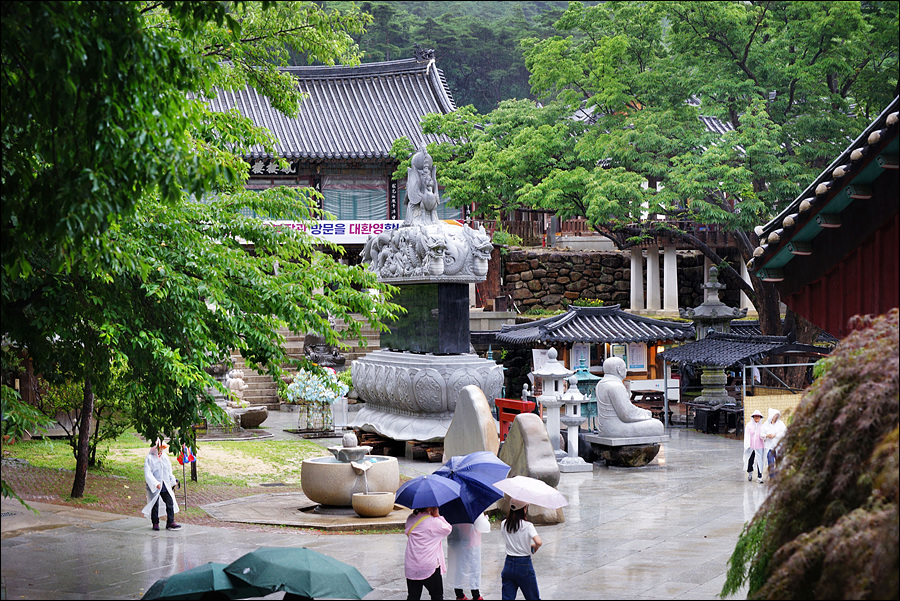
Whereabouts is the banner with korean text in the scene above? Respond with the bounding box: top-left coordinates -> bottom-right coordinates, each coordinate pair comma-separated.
267,220 -> 404,244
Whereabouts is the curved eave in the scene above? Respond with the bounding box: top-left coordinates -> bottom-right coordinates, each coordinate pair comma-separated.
748,97 -> 899,278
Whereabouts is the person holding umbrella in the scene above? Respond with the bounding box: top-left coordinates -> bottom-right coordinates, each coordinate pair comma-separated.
500,500 -> 542,600
434,451 -> 510,601
447,513 -> 490,601
404,505 -> 452,600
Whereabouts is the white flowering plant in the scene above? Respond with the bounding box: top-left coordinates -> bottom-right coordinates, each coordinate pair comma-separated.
284,366 -> 348,405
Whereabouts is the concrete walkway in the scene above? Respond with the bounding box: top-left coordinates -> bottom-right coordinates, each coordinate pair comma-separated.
1,412 -> 765,600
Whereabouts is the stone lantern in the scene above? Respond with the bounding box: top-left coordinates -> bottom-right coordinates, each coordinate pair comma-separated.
573,357 -> 600,431
680,266 -> 748,407
558,375 -> 592,473
531,347 -> 574,459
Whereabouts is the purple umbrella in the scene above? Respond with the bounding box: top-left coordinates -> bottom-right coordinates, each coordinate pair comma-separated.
434,451 -> 510,524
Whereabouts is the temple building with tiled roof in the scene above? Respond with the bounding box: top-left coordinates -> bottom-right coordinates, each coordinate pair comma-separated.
205,54 -> 461,249
747,96 -> 899,338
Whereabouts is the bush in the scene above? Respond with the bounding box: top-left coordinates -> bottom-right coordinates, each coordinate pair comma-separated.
722,309 -> 899,600
491,227 -> 522,248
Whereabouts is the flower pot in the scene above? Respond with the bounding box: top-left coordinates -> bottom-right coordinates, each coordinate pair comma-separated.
352,492 -> 395,518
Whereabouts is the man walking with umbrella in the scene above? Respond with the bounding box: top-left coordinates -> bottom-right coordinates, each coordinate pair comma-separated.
404,505 -> 452,600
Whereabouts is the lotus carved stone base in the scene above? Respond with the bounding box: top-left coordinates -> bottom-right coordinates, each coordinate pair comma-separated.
350,350 -> 503,442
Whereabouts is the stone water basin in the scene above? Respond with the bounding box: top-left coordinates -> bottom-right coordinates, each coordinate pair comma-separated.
300,456 -> 399,507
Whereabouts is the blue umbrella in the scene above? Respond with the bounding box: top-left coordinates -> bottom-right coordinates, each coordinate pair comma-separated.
395,474 -> 461,509
434,451 -> 510,524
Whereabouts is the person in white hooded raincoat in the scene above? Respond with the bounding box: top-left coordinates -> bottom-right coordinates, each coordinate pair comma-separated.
447,513 -> 491,601
743,410 -> 766,483
761,407 -> 787,479
142,439 -> 181,530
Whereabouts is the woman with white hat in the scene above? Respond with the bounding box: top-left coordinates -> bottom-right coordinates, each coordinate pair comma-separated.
500,500 -> 542,600
743,410 -> 766,483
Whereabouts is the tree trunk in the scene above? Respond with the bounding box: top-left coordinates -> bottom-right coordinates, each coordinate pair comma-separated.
70,377 -> 94,498
754,278 -> 782,336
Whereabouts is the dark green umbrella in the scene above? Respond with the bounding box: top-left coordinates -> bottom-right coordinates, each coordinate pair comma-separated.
224,547 -> 373,600
142,562 -> 270,600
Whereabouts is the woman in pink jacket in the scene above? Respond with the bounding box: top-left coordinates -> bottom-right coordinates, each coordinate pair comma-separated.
743,409 -> 766,483
405,506 -> 452,600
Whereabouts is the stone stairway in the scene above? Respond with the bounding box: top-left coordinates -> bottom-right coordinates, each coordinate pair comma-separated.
226,317 -> 382,410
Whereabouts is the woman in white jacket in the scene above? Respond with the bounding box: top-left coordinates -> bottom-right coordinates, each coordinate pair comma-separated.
762,408 -> 787,480
142,439 -> 181,531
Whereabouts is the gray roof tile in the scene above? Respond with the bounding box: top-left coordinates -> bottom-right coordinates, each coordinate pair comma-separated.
495,305 -> 694,345
204,58 -> 456,161
658,332 -> 830,368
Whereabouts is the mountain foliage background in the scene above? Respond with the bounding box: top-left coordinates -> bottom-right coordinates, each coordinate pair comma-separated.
321,1 -> 589,112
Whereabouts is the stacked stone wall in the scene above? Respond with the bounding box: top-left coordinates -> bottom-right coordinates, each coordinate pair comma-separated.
500,248 -> 741,312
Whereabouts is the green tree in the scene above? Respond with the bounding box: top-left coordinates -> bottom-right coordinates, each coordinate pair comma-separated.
28,366 -> 132,468
1,1 -> 396,501
409,1 -> 898,335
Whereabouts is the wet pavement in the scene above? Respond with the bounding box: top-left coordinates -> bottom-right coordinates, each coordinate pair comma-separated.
1,410 -> 766,600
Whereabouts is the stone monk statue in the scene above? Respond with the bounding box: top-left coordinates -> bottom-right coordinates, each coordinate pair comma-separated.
403,148 -> 441,226
595,357 -> 665,438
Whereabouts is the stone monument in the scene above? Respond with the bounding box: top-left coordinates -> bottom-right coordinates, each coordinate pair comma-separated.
350,148 -> 503,442
584,357 -> 668,467
498,413 -> 564,525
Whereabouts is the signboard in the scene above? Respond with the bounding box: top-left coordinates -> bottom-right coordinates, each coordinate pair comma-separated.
570,343 -> 589,369
611,344 -> 627,363
627,342 -> 647,372
267,220 -> 403,244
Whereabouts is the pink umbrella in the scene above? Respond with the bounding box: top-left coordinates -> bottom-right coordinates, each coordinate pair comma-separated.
493,476 -> 568,509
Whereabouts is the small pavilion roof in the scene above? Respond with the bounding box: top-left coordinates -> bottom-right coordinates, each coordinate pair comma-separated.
205,58 -> 457,161
495,305 -> 694,345
658,332 -> 830,369
729,320 -> 839,344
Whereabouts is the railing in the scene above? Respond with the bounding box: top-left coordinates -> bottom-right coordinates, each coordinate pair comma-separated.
472,219 -> 544,247
472,216 -> 736,248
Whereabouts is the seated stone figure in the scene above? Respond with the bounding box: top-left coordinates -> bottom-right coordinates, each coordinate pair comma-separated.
594,357 -> 665,438
303,332 -> 346,370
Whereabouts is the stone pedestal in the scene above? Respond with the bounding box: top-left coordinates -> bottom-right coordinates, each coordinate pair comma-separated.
350,351 -> 503,442
583,433 -> 669,467
559,413 -> 592,472
696,364 -> 732,406
542,398 -> 565,460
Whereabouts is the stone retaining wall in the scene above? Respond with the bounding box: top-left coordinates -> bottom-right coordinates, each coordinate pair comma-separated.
500,248 -> 741,312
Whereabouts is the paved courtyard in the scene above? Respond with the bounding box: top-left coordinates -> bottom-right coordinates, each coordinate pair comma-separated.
1,411 -> 765,600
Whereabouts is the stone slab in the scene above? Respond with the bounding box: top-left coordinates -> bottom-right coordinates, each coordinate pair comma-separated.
442,385 -> 500,461
584,433 -> 670,447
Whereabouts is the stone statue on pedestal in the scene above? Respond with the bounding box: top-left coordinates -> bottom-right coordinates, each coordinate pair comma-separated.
360,148 -> 492,284
403,148 -> 440,226
595,357 -> 665,439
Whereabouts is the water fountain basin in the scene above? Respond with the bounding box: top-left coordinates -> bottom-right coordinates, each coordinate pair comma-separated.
351,492 -> 396,518
327,445 -> 373,463
301,456 -> 399,507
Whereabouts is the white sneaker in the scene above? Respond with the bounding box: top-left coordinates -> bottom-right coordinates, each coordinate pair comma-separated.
758,478 -> 764,483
